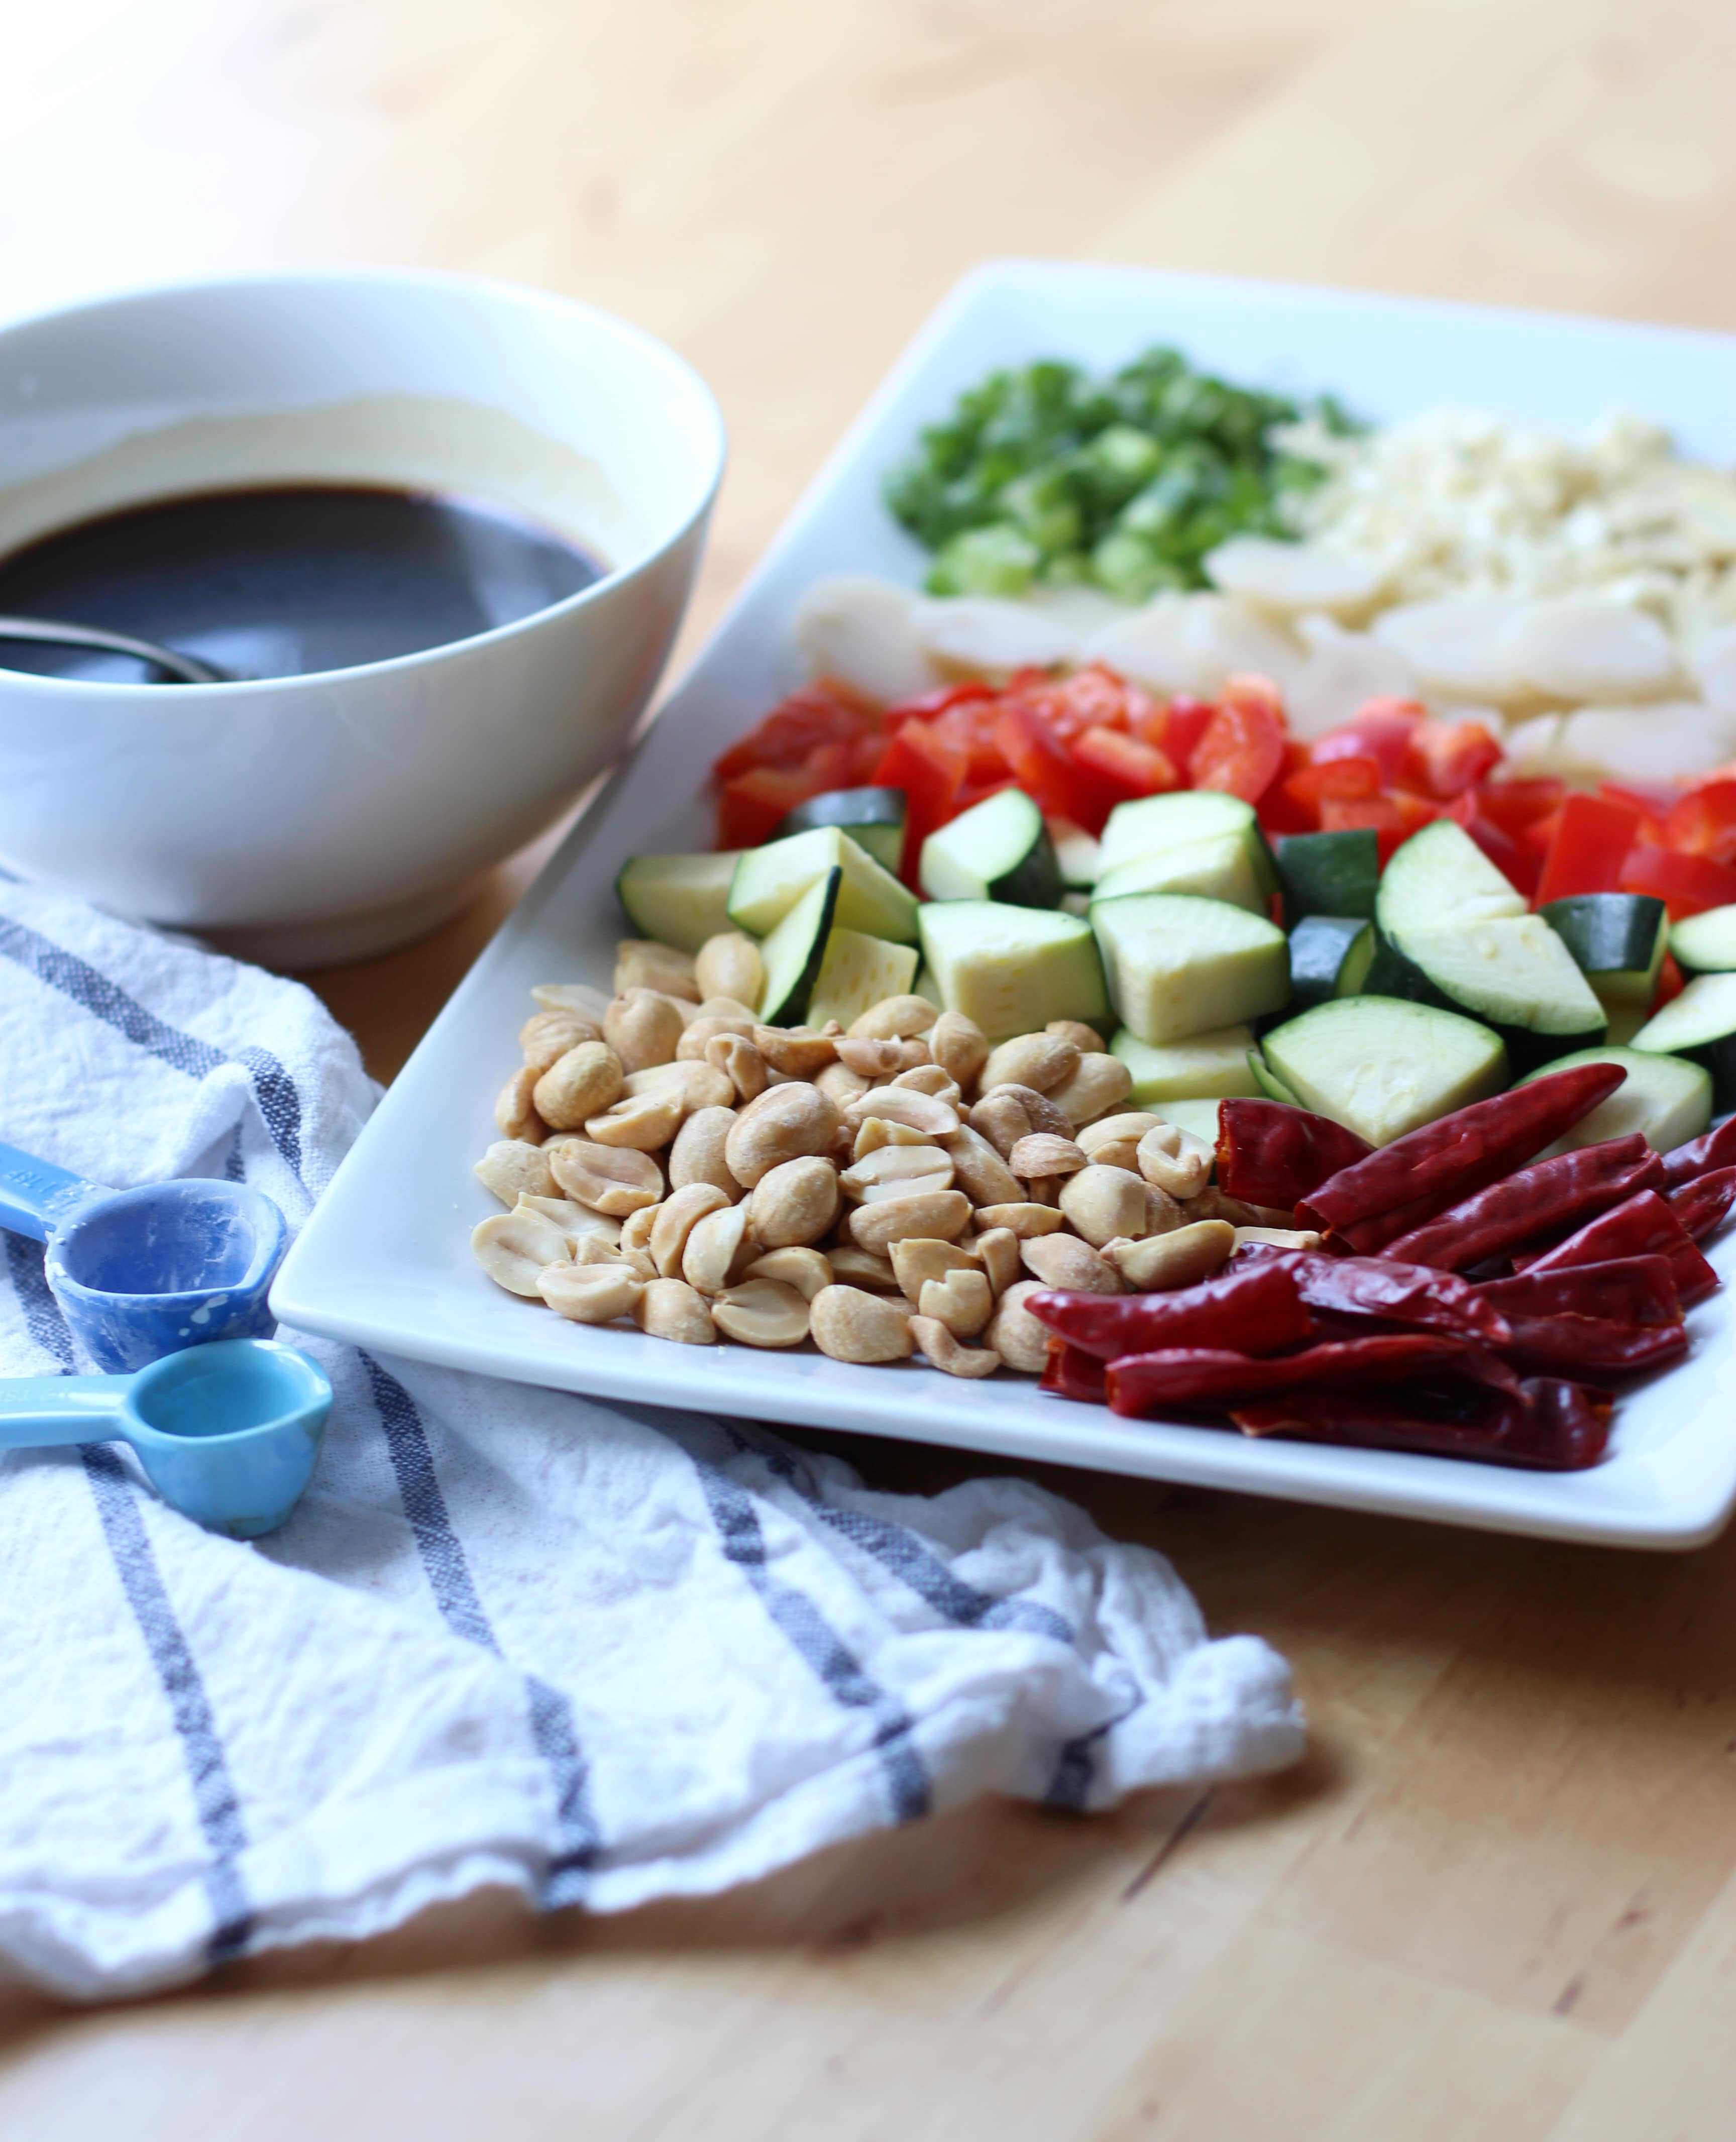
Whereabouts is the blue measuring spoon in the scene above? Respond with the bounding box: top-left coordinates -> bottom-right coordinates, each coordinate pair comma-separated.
0,1142 -> 289,1373
0,1337 -> 332,1535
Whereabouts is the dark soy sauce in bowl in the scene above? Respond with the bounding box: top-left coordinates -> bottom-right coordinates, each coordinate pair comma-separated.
0,483 -> 606,683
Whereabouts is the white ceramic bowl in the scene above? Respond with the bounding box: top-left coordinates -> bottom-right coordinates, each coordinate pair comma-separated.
0,270 -> 725,966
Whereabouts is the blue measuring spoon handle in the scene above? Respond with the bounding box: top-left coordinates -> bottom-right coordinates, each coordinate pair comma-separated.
0,1142 -> 103,1244
0,1375 -> 128,1447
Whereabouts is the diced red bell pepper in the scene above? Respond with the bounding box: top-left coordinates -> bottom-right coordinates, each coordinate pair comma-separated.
1282,754 -> 1382,813
1654,951 -> 1685,1009
932,696 -> 1010,786
1522,806 -> 1564,862
883,680 -> 997,725
1013,664 -> 1156,743
1069,724 -> 1178,798
1403,718 -> 1504,801
871,719 -> 969,882
1533,792 -> 1643,905
1137,694 -> 1216,769
1618,843 -> 1736,918
994,700 -> 1118,832
1599,778 -> 1680,824
1311,697 -> 1426,783
712,678 -> 883,780
1475,778 -> 1566,839
1317,790 -> 1439,865
1446,794 -> 1538,898
1663,780 -> 1736,868
716,766 -> 828,848
1189,676 -> 1288,804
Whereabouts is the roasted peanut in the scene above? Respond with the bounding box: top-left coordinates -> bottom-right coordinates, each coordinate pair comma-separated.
1008,1133 -> 1087,1180
847,995 -> 937,1040
474,1139 -> 558,1205
979,1032 -> 1078,1095
521,1008 -> 601,1072
842,1087 -> 958,1138
471,1208 -> 575,1296
694,931 -> 765,1008
635,1277 -> 716,1344
649,1183 -> 732,1277
706,1032 -> 769,1104
1105,1220 -> 1236,1292
1058,1164 -> 1150,1247
984,1280 -> 1051,1374
533,1041 -> 625,1131
575,1233 -> 657,1281
840,1145 -> 955,1202
1019,1234 -> 1120,1294
941,1123 -> 1023,1207
681,1203 -> 756,1296
494,1066 -> 546,1143
624,1059 -> 734,1112
993,1084 -> 1075,1139
603,989 -> 685,1074
1047,1053 -> 1134,1130
540,1263 -> 644,1324
619,1204 -> 660,1254
668,1105 -> 742,1198
1077,1112 -> 1165,1171
1046,1019 -> 1106,1053
548,1138 -> 663,1216
917,1267 -> 993,1339
852,1115 -> 936,1157
753,1026 -> 839,1078
889,1063 -> 961,1107
827,1245 -> 902,1290
725,1083 -> 842,1187
889,1237 -> 979,1302
848,1189 -> 972,1254
585,1090 -> 685,1151
532,981 -> 613,1022
1234,1226 -> 1325,1250
1185,1187 -> 1278,1228
614,938 -> 699,1000
815,1060 -> 872,1108
1137,1124 -> 1212,1199
970,1226 -> 1021,1297
910,1315 -> 1001,1378
743,1246 -> 833,1301
515,1195 -> 621,1250
748,1156 -> 840,1247
972,1201 -> 1067,1238
967,1088 -> 1032,1158
928,1010 -> 989,1094
712,1277 -> 811,1348
836,1035 -> 925,1079
678,1012 -> 757,1060
810,1284 -> 914,1363
1141,1183 -> 1186,1236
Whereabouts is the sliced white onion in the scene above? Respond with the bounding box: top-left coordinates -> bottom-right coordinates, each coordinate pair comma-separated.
792,575 -> 937,703
1204,536 -> 1389,619
1370,595 -> 1534,705
1507,598 -> 1679,703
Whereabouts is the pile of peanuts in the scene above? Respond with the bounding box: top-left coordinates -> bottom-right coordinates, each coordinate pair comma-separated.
471,929 -> 1302,1376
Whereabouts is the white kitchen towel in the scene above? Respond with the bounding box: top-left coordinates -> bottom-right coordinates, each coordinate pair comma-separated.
0,878 -> 1304,2002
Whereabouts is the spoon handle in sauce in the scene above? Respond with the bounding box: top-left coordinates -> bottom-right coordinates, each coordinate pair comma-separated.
0,614 -> 226,684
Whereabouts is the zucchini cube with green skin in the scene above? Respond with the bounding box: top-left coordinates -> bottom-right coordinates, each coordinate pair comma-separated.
918,900 -> 1109,1042
1258,995 -> 1508,1147
728,827 -> 918,943
1669,902 -> 1736,976
920,788 -> 1061,908
1149,1098 -> 1225,1146
1274,828 -> 1380,924
1091,832 -> 1268,917
1110,1024 -> 1261,1102
1539,894 -> 1666,1005
756,870 -> 842,1026
616,851 -> 741,955
1097,790 -> 1278,897
805,928 -> 919,1031
1632,971 -> 1736,1110
771,786 -> 907,875
1518,1046 -> 1711,1156
1090,893 -> 1289,1046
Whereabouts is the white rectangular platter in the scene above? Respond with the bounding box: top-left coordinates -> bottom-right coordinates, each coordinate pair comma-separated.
272,262 -> 1736,1549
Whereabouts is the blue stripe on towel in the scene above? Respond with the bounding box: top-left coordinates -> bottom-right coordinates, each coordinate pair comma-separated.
690,1457 -> 930,1824
3,1236 -> 254,1963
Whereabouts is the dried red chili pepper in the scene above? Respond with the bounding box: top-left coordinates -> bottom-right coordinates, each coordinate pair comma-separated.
1104,1333 -> 1477,1416
1476,1254 -> 1682,1330
1660,1117 -> 1736,1189
1231,1377 -> 1611,1471
1514,1188 -> 1718,1306
1493,1315 -> 1689,1378
1241,1246 -> 1513,1343
1039,1341 -> 1108,1403
1380,1134 -> 1664,1272
1668,1165 -> 1736,1244
1297,1062 -> 1629,1252
1027,1258 -> 1311,1363
1214,1100 -> 1373,1210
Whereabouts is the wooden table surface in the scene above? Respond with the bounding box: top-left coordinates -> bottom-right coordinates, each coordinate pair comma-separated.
8,1 -> 1736,2133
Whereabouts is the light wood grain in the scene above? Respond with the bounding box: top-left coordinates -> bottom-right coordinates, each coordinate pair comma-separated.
8,0 -> 1736,2134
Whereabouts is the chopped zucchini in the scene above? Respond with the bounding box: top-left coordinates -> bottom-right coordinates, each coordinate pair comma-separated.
1378,818 -> 1528,931
1090,893 -> 1290,1046
1258,995 -> 1509,1147
756,869 -> 843,1025
805,929 -> 919,1031
1151,1098 -> 1225,1146
1288,916 -> 1375,1010
1274,828 -> 1380,924
1632,972 -> 1736,1110
1091,832 -> 1268,916
918,899 -> 1110,1041
1540,894 -> 1667,1004
1518,1046 -> 1712,1156
728,827 -> 918,943
1060,891 -> 1091,918
1248,1053 -> 1303,1105
1670,902 -> 1736,976
1097,789 -> 1279,899
616,850 -> 741,955
771,787 -> 907,874
912,964 -> 944,1008
1604,1001 -> 1650,1047
920,788 -> 1061,907
1049,818 -> 1102,891
1110,1024 -> 1261,1103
